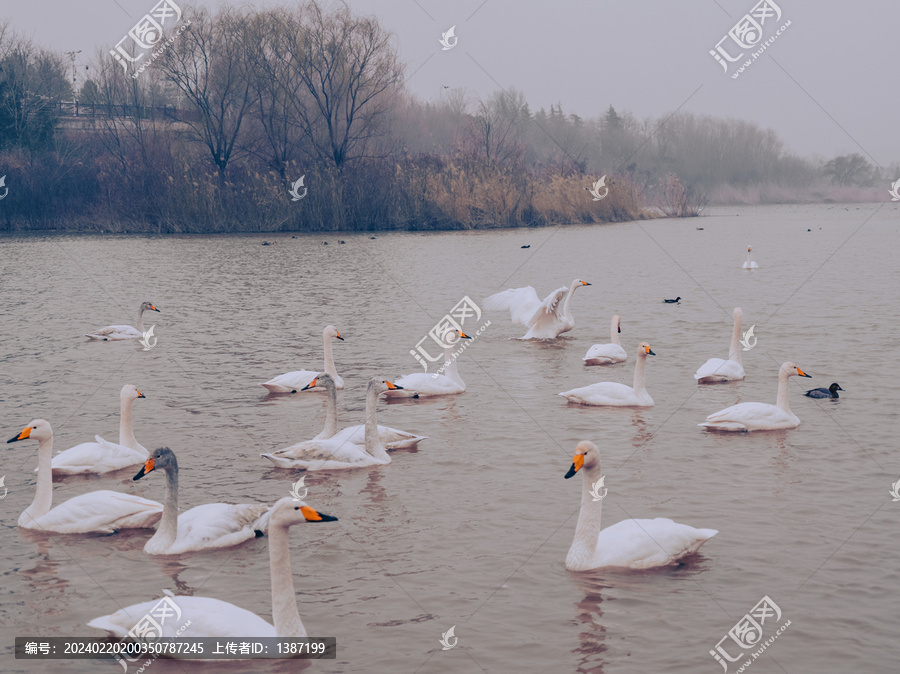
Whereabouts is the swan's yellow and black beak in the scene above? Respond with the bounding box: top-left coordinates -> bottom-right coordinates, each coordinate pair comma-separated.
564,453 -> 585,479
581,281 -> 591,286
645,345 -> 655,355
301,378 -> 318,391
335,330 -> 344,341
385,381 -> 403,390
133,458 -> 155,481
149,304 -> 160,312
797,367 -> 811,378
7,426 -> 31,443
458,331 -> 473,339
299,505 -> 338,522
617,325 -> 621,333
136,390 -> 146,399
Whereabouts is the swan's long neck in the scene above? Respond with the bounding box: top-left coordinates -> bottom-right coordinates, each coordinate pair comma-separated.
775,369 -> 792,413
363,386 -> 390,463
442,341 -> 465,387
322,333 -> 337,379
25,435 -> 55,522
135,307 -> 145,333
610,317 -> 620,346
149,465 -> 179,549
728,312 -> 743,365
119,394 -> 138,449
562,281 -> 580,321
632,352 -> 648,396
318,379 -> 338,439
568,461 -> 604,568
268,522 -> 306,637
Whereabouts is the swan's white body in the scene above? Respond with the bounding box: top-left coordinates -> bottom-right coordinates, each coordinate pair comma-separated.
44,385 -> 148,475
484,279 -> 590,339
700,362 -> 810,431
742,246 -> 759,269
564,441 -> 716,570
134,448 -> 268,555
583,315 -> 627,365
88,497 -> 338,643
85,302 -> 160,341
262,325 -> 344,392
561,343 -> 655,406
385,330 -> 470,397
300,374 -> 425,448
8,420 -> 162,533
261,379 -> 398,470
694,308 -> 746,383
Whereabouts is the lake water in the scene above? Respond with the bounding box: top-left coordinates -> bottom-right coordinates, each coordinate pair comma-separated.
1,202 -> 897,673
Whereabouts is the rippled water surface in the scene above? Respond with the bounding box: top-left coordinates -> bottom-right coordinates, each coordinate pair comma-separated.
1,203 -> 898,673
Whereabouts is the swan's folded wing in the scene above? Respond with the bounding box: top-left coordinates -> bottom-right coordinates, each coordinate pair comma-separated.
599,518 -> 717,568
85,324 -> 140,339
483,286 -> 541,326
260,369 -> 318,392
695,358 -> 743,380
332,424 -> 426,449
29,490 -> 162,533
700,402 -> 789,430
48,436 -> 146,474
88,596 -> 275,638
583,343 -> 627,362
266,437 -> 368,463
174,503 -> 268,550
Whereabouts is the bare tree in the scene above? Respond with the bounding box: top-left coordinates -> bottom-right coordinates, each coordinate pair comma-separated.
470,87 -> 529,165
823,153 -> 873,187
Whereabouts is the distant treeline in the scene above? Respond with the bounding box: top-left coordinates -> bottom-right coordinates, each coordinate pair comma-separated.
0,3 -> 894,233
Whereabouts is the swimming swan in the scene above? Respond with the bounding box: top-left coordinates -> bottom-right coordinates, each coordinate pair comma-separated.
8,420 -> 162,533
484,279 -> 591,339
563,441 -> 717,570
583,315 -> 627,365
87,497 -> 337,640
699,362 -> 811,431
694,308 -> 746,383
303,373 -> 425,449
85,302 -> 160,341
560,343 -> 655,406
133,447 -> 269,554
44,385 -> 149,475
742,246 -> 759,269
261,325 -> 344,393
384,329 -> 471,397
260,379 -> 401,470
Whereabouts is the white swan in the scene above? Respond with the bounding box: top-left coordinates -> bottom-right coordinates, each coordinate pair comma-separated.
42,385 -> 149,475
133,447 -> 269,554
564,441 -> 717,570
560,343 -> 655,406
699,361 -> 811,431
583,315 -> 628,365
85,302 -> 160,340
484,279 -> 591,339
303,373 -> 426,448
88,497 -> 337,640
7,420 -> 162,533
694,308 -> 746,383
742,246 -> 758,269
261,325 -> 344,393
384,329 -> 471,397
260,379 -> 400,470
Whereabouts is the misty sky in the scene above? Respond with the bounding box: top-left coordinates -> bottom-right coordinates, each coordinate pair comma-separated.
6,0 -> 898,167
